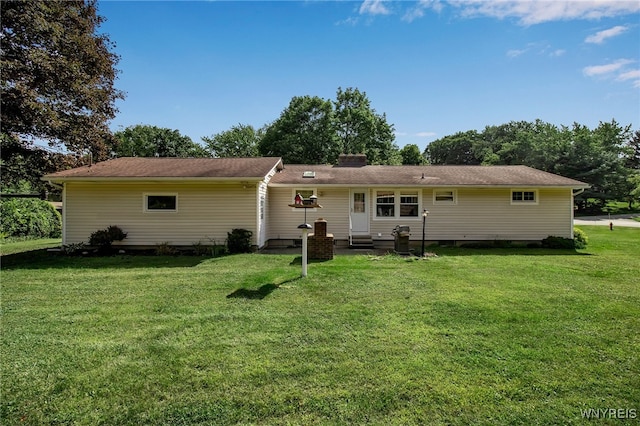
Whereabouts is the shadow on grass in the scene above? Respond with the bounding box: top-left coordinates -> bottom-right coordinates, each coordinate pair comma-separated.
289,256 -> 334,265
426,247 -> 592,257
0,249 -> 209,270
226,277 -> 302,300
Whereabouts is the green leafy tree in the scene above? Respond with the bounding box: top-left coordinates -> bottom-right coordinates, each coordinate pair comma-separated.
425,130 -> 481,165
333,87 -> 399,164
1,134 -> 86,194
624,130 -> 640,170
112,125 -> 208,157
202,124 -> 261,158
259,96 -> 338,164
400,144 -> 425,165
1,0 -> 124,158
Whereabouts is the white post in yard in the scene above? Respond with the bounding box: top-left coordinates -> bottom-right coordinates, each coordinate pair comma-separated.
298,223 -> 312,277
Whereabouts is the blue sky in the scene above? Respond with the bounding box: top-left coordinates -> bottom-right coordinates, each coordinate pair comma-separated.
98,0 -> 640,151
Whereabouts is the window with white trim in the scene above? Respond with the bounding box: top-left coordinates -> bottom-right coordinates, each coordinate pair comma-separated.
376,191 -> 395,217
400,192 -> 419,217
375,190 -> 421,218
144,194 -> 178,212
511,190 -> 538,204
433,189 -> 457,205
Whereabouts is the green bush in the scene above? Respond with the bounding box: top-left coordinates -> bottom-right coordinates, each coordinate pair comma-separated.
227,228 -> 253,254
155,242 -> 178,256
88,225 -> 127,249
573,227 -> 588,249
542,228 -> 588,250
541,235 -> 576,249
0,198 -> 61,239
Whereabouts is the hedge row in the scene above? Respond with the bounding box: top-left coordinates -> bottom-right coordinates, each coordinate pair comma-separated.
0,198 -> 61,239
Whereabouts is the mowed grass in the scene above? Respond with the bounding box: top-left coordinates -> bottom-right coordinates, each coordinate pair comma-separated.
0,238 -> 61,256
1,227 -> 638,425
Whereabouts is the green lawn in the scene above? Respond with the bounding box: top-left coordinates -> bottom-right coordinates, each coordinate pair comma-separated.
0,238 -> 61,256
2,227 -> 638,425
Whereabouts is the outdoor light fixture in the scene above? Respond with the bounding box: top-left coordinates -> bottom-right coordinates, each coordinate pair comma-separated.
421,210 -> 429,257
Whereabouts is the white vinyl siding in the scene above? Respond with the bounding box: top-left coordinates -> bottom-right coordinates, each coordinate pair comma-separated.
64,182 -> 259,246
268,187 -> 350,240
421,188 -> 571,240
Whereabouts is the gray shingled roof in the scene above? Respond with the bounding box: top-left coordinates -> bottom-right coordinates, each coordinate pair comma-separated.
43,157 -> 588,187
43,157 -> 283,180
269,164 -> 588,187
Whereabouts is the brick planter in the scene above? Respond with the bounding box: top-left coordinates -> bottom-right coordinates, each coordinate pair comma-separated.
308,218 -> 334,260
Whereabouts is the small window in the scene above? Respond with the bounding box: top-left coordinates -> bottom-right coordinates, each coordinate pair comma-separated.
400,192 -> 419,217
511,190 -> 537,204
302,171 -> 315,178
376,191 -> 395,217
145,194 -> 177,212
433,190 -> 456,204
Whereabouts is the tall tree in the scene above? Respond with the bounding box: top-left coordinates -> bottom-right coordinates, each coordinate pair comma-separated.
333,87 -> 399,164
259,96 -> 338,164
400,144 -> 425,165
0,134 -> 85,193
425,130 -> 481,165
1,0 -> 124,158
112,125 -> 208,158
202,124 -> 261,158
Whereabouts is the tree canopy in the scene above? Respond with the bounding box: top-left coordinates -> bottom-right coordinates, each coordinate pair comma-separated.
112,125 -> 208,158
425,119 -> 636,210
202,124 -> 261,158
1,0 -> 124,158
258,88 -> 400,165
333,87 -> 399,165
259,96 -> 337,164
400,144 -> 425,165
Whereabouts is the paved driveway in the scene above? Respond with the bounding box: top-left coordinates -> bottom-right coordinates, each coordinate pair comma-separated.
574,214 -> 640,228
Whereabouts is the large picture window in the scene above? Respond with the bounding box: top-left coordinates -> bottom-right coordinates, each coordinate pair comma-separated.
375,190 -> 422,218
145,194 -> 178,212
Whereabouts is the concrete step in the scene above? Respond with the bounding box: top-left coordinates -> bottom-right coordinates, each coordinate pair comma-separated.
350,235 -> 374,249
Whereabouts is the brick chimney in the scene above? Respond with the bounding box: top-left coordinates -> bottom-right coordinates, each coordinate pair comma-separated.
337,154 -> 367,167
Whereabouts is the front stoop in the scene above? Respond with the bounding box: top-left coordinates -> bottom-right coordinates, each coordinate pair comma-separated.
350,235 -> 375,249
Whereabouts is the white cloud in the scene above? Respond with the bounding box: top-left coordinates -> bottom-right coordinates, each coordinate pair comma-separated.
617,69 -> 640,81
359,0 -> 391,16
583,59 -> 633,77
402,0 -> 443,22
585,25 -> 629,44
335,16 -> 359,26
620,71 -> 640,88
507,48 -> 527,58
583,59 -> 639,88
453,1 -> 640,26
416,131 -> 437,138
550,49 -> 566,57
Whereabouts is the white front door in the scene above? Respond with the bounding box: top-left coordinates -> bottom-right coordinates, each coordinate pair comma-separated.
350,189 -> 369,234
